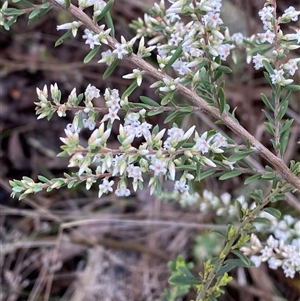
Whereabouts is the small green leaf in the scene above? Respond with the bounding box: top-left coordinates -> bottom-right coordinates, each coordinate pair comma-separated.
140,96 -> 159,107
276,99 -> 289,121
263,207 -> 281,219
164,111 -> 181,124
260,93 -> 274,111
199,93 -> 216,105
210,229 -> 227,239
280,128 -> 290,156
231,250 -> 251,266
121,80 -> 138,99
105,11 -> 115,37
177,165 -> 197,171
198,169 -> 216,181
95,0 -> 114,22
262,109 -> 274,124
235,200 -> 243,219
263,71 -> 273,86
219,170 -> 242,180
164,44 -> 183,69
103,58 -> 118,79
228,150 -> 253,162
244,174 -> 261,185
260,172 -> 275,180
64,0 -> 71,9
147,107 -> 164,116
152,124 -> 159,135
253,217 -> 271,225
216,259 -> 248,276
264,122 -> 275,136
177,266 -> 195,278
168,275 -> 200,286
55,29 -> 72,47
130,103 -> 151,109
279,119 -> 293,135
262,60 -> 274,75
37,175 -> 50,183
284,84 -> 300,91
218,86 -> 226,114
84,45 -> 101,63
217,65 -> 232,73
281,90 -> 291,104
28,6 -> 52,24
213,70 -> 222,81
3,8 -> 25,16
274,84 -> 282,101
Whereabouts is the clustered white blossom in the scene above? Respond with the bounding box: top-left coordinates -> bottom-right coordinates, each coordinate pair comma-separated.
132,0 -> 234,78
249,4 -> 300,86
34,83 -> 231,198
162,187 -> 300,279
240,213 -> 300,278
241,233 -> 300,278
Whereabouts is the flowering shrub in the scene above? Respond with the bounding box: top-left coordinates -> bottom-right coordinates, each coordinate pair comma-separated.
3,0 -> 300,300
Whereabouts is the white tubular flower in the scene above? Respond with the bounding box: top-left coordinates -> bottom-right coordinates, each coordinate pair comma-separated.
282,6 -> 300,22
285,29 -> 300,43
222,160 -> 235,170
57,21 -> 82,37
93,0 -> 107,17
122,69 -> 144,86
202,157 -> 216,167
137,36 -> 156,57
159,77 -> 180,92
270,69 -> 293,86
168,161 -> 176,181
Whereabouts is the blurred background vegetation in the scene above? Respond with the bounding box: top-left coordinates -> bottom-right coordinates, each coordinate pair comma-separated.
0,0 -> 299,300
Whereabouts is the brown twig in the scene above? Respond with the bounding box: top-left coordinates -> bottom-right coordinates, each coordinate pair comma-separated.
48,0 -> 300,191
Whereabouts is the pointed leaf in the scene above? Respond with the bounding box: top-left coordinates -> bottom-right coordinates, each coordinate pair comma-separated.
228,150 -> 253,162
140,96 -> 159,107
103,58 -> 118,79
263,207 -> 281,219
219,170 -> 242,180
55,29 -> 72,47
165,44 -> 183,69
260,93 -> 274,110
105,11 -> 115,37
84,45 -> 101,63
95,0 -> 114,22
121,80 -> 138,99
244,174 -> 261,185
168,275 -> 200,286
147,107 -> 164,116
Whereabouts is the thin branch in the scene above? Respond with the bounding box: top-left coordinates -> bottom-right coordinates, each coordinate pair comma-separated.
48,0 -> 300,190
